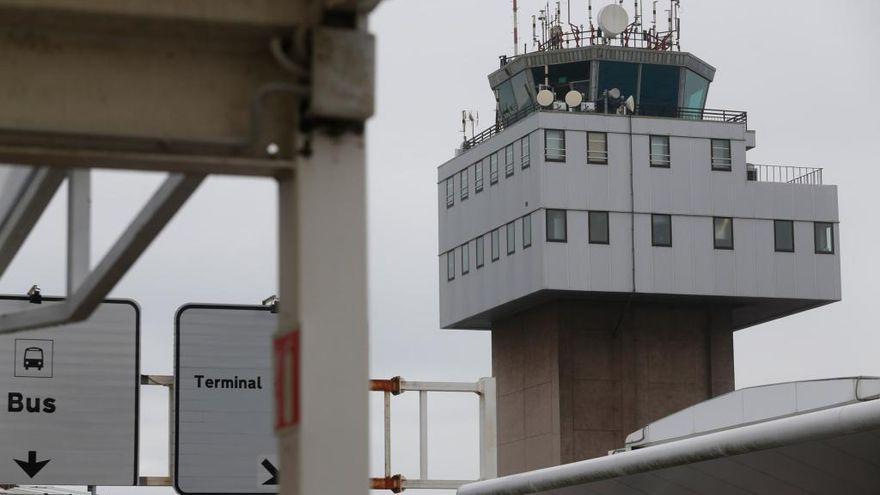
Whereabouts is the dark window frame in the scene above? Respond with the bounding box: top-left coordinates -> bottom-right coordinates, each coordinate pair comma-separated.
491,229 -> 500,261
521,135 -> 531,169
713,217 -> 735,250
587,132 -> 608,165
774,220 -> 795,253
446,250 -> 455,281
445,178 -> 454,208
459,169 -> 469,201
461,242 -> 470,275
711,139 -> 732,171
522,214 -> 532,248
649,135 -> 671,168
588,211 -> 610,245
506,221 -> 516,255
474,162 -> 484,193
476,235 -> 485,268
544,129 -> 566,162
814,222 -> 835,254
489,153 -> 499,184
504,144 -> 515,177
546,209 -> 568,243
651,214 -> 672,247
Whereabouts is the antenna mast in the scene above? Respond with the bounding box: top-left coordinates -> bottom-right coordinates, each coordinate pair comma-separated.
513,0 -> 519,55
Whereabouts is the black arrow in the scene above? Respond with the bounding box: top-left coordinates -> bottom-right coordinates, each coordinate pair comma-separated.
14,451 -> 50,478
261,458 -> 278,486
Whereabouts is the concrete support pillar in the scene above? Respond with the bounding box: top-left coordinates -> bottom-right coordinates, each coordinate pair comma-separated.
492,300 -> 735,476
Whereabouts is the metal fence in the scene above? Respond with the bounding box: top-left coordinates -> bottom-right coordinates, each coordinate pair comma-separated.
747,163 -> 824,185
370,377 -> 497,492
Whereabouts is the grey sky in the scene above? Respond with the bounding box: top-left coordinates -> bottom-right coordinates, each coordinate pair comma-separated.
0,1 -> 877,495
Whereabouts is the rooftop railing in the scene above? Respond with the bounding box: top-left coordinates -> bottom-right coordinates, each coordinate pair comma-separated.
459,103 -> 747,153
747,164 -> 824,186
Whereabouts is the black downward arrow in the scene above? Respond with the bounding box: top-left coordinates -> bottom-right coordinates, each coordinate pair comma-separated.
261,458 -> 278,486
14,451 -> 50,478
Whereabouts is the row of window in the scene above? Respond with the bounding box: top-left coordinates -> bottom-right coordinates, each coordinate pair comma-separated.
550,210 -> 835,253
446,214 -> 533,281
445,135 -> 531,208
545,129 -> 732,170
446,212 -> 835,281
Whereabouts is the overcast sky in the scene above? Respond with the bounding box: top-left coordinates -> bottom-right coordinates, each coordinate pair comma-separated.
1,1 -> 878,495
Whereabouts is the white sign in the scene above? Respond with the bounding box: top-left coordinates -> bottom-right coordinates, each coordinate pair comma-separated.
0,296 -> 139,485
175,304 -> 278,495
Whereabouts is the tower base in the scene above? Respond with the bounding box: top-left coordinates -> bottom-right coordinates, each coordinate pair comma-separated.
492,299 -> 734,475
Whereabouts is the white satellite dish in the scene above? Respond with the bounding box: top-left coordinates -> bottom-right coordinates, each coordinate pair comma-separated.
597,4 -> 629,38
624,95 -> 635,113
564,90 -> 583,108
536,89 -> 555,107
607,87 -> 621,99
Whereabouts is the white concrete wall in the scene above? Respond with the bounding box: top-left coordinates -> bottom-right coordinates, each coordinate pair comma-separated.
437,111 -> 841,328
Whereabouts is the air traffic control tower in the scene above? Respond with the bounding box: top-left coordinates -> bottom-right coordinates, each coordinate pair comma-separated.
436,2 -> 840,476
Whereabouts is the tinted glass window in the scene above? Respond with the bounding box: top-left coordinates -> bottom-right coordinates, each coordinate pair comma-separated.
521,136 -> 531,169
587,132 -> 607,164
546,209 -> 567,242
506,221 -> 516,255
589,211 -> 609,244
474,162 -> 484,192
714,217 -> 734,249
491,229 -> 500,261
476,235 -> 485,268
505,145 -> 514,177
683,69 -> 710,110
545,129 -> 566,161
490,153 -> 499,183
446,250 -> 455,281
533,63 -> 591,102
445,178 -> 454,208
711,139 -> 732,170
511,71 -> 533,110
639,64 -> 680,116
774,220 -> 794,252
460,170 -> 468,200
461,243 -> 469,274
523,214 -> 532,248
652,214 -> 672,246
598,61 -> 638,112
496,80 -> 517,119
650,135 -> 671,167
815,222 -> 834,254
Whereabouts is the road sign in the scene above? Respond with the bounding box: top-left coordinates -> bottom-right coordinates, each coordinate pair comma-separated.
175,304 -> 278,495
0,296 -> 139,485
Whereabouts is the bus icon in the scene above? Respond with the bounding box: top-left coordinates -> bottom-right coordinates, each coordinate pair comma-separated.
23,347 -> 44,370
14,339 -> 53,378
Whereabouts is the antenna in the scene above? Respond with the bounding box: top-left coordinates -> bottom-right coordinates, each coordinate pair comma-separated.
461,111 -> 467,140
652,1 -> 658,36
468,112 -> 476,140
588,0 -> 593,27
532,15 -> 537,46
513,0 -> 519,55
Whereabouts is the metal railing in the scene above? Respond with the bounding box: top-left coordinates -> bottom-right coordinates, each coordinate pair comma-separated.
370,377 -> 497,493
747,163 -> 824,185
459,104 -> 747,153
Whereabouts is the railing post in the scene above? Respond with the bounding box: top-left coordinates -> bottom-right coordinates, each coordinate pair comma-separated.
419,390 -> 428,480
384,391 -> 391,479
477,377 -> 497,480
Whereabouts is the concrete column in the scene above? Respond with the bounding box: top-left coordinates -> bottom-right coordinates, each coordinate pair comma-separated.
492,299 -> 735,476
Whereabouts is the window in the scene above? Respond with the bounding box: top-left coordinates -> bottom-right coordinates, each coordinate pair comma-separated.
522,214 -> 532,248
504,221 -> 515,255
587,132 -> 608,164
446,250 -> 455,281
489,153 -> 499,184
445,178 -> 454,208
711,139 -> 732,171
649,135 -> 671,167
588,211 -> 610,244
491,229 -> 500,261
521,136 -> 531,169
459,170 -> 469,201
475,161 -> 484,193
546,209 -> 567,242
545,129 -> 566,162
476,235 -> 485,268
714,217 -> 734,250
774,220 -> 794,253
504,145 -> 514,177
639,64 -> 680,117
814,222 -> 835,254
652,214 -> 672,247
461,242 -> 470,274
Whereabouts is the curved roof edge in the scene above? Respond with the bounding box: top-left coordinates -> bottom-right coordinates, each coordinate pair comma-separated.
488,46 -> 716,88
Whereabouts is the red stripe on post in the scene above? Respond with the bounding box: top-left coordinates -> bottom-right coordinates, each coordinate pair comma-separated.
274,329 -> 300,431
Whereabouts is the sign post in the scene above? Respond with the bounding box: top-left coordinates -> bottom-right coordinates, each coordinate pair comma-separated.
0,296 -> 139,485
175,304 -> 279,495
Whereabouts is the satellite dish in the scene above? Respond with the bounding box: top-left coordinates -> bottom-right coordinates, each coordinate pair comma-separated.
607,87 -> 621,99
624,96 -> 635,113
564,90 -> 583,108
536,89 -> 555,107
597,4 -> 629,38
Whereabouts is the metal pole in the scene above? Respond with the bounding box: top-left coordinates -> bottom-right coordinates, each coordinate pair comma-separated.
385,391 -> 392,478
419,391 -> 428,480
67,169 -> 90,294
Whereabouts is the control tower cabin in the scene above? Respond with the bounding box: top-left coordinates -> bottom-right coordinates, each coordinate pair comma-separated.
436,3 -> 840,476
